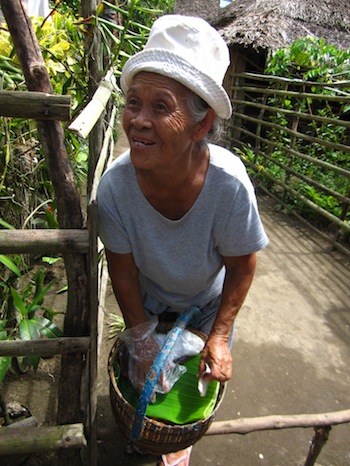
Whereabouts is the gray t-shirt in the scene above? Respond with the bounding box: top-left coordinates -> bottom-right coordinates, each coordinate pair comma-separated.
97,144 -> 268,309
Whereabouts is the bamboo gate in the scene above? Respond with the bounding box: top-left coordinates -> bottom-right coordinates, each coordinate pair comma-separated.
0,11 -> 349,466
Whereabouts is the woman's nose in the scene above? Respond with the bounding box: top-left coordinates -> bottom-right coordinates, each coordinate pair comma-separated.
131,107 -> 152,129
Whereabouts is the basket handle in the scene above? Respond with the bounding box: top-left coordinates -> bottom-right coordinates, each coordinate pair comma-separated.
130,305 -> 201,441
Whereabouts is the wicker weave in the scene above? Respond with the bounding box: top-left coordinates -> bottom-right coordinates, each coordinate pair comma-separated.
108,337 -> 225,455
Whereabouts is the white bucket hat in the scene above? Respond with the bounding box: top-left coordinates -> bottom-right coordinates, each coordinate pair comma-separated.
120,15 -> 232,120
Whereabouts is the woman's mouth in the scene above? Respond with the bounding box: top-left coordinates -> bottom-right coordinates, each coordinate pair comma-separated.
132,137 -> 155,147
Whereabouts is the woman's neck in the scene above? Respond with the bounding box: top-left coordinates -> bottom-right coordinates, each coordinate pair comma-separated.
136,143 -> 208,191
135,144 -> 210,220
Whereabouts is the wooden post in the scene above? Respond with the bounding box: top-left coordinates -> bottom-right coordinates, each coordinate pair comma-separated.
304,426 -> 331,466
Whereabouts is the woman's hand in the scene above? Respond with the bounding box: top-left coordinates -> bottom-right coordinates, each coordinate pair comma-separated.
198,254 -> 257,383
198,334 -> 232,383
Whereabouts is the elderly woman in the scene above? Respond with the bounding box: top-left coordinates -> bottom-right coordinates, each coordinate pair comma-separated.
97,14 -> 268,466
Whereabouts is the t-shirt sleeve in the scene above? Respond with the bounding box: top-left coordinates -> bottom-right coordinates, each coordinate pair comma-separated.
216,184 -> 269,257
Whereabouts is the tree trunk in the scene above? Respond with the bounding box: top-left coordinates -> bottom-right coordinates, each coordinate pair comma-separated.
0,1 -> 90,459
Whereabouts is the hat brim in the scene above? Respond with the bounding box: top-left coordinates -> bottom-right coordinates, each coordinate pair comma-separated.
120,49 -> 232,120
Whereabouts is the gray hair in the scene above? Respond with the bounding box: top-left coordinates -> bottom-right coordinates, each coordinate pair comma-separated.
187,92 -> 223,144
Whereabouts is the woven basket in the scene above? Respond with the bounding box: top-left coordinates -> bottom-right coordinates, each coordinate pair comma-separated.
108,336 -> 225,455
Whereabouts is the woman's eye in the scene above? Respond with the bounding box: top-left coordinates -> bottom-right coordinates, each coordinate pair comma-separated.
154,102 -> 168,112
126,97 -> 138,107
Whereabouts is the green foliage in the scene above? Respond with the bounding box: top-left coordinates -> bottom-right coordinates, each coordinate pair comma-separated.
95,0 -> 175,73
245,37 -> 350,231
0,256 -> 63,382
0,10 -> 89,228
266,37 -> 350,82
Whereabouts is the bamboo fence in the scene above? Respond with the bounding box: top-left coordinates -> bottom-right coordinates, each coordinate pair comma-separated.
224,72 -> 350,255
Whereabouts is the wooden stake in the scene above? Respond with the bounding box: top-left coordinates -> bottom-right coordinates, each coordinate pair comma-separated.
304,426 -> 332,466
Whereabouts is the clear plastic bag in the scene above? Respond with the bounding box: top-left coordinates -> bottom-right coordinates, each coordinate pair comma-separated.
118,318 -> 205,401
154,329 -> 205,363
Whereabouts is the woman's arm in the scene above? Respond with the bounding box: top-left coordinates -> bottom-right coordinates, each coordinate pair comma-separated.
199,253 -> 257,382
106,249 -> 167,394
105,249 -> 147,328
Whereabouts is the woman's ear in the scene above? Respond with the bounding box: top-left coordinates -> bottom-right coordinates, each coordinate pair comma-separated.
192,108 -> 216,142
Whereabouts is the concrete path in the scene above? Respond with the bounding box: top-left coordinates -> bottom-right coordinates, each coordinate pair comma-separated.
96,141 -> 350,465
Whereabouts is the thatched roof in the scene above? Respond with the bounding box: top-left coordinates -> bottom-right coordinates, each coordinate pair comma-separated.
210,0 -> 350,52
173,0 -> 220,20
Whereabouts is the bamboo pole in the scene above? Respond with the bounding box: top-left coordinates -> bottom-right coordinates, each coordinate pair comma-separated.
232,98 -> 350,129
232,85 -> 350,102
267,186 -> 350,256
89,104 -> 117,201
238,125 -> 350,179
228,163 -> 350,257
68,69 -> 118,139
0,229 -> 89,254
234,72 -> 350,89
206,409 -> 350,435
87,201 -> 99,466
234,111 -> 350,154
0,337 -> 90,357
0,423 -> 87,455
243,157 -> 350,233
0,91 -> 71,120
256,146 -> 349,205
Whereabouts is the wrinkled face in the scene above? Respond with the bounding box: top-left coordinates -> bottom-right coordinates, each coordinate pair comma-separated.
122,72 -> 198,171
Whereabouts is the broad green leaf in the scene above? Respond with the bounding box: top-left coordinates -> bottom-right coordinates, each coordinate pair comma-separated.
10,287 -> 28,317
42,257 -> 62,265
0,255 -> 22,277
28,354 -> 40,371
0,320 -> 8,331
44,208 -> 59,229
0,356 -> 11,383
28,280 -> 56,313
32,316 -> 63,338
19,319 -> 40,341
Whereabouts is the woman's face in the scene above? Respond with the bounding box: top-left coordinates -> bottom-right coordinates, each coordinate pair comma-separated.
122,72 -> 199,171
